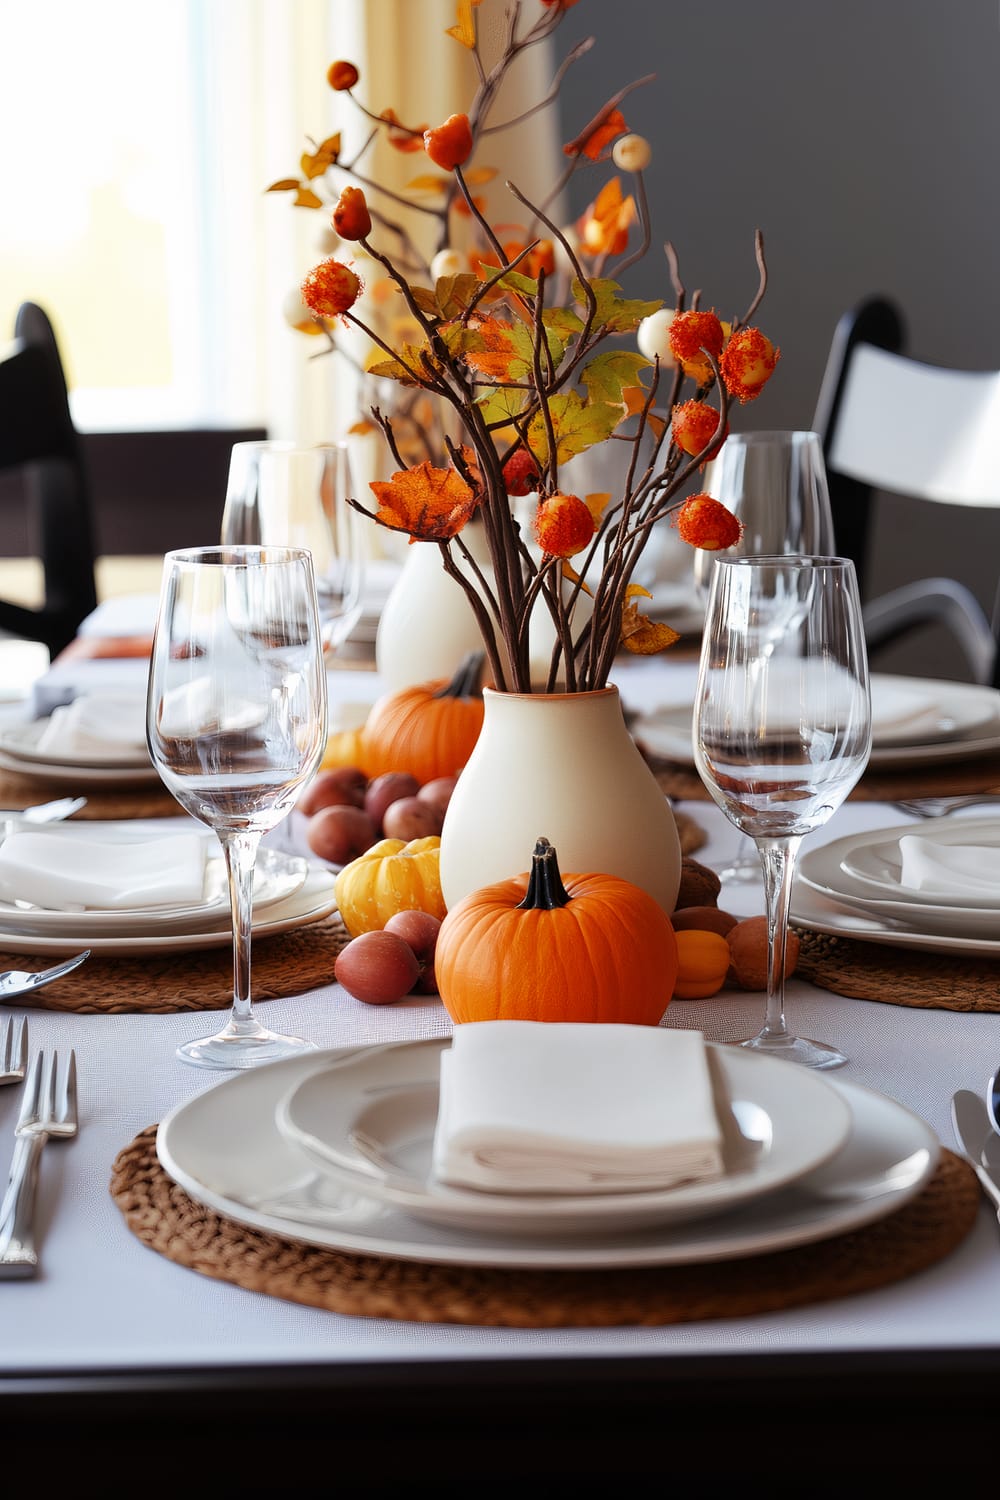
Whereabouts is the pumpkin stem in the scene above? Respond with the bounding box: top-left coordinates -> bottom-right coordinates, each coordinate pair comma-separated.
433,650 -> 485,701
516,837 -> 572,910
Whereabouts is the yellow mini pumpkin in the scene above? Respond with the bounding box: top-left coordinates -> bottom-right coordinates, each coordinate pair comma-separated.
334,835 -> 445,937
435,836 -> 679,1026
320,725 -> 370,773
672,929 -> 731,999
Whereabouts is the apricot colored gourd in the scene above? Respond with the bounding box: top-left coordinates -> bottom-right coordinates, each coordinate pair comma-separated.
320,725 -> 370,774
334,836 -> 445,937
362,651 -> 485,785
435,836 -> 678,1026
672,929 -> 731,999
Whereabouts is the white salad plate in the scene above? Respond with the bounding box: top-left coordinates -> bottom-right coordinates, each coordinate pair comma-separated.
0,864 -> 338,956
0,833 -> 309,936
833,818 -> 1000,909
0,719 -> 160,786
632,674 -> 1000,770
156,1045 -> 939,1269
790,876 -> 1000,958
271,1038 -> 853,1236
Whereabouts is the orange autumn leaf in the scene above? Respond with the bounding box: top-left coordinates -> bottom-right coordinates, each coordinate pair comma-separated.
380,108 -> 427,153
370,462 -> 479,543
446,0 -> 483,48
565,108 -> 628,162
577,177 -> 637,258
462,316 -> 519,377
620,595 -> 681,655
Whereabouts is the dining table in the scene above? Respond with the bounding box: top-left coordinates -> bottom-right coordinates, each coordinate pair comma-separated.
1,609 -> 999,1493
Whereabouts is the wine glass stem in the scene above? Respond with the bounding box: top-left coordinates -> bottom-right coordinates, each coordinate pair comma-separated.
221,828 -> 261,1031
756,834 -> 803,1043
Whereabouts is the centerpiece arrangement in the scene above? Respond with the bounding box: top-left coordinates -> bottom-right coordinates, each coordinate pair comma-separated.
269,0 -> 779,915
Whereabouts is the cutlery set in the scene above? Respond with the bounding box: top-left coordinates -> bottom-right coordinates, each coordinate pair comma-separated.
0,1020 -> 80,1276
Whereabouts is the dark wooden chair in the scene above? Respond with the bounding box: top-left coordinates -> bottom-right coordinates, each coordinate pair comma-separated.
812,295 -> 1000,688
0,302 -> 98,657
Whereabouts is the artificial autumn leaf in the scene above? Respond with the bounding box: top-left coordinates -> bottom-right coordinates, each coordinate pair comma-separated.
446,0 -> 483,48
542,305 -> 585,340
620,595 -> 681,655
432,272 -> 483,319
527,391 -> 622,465
564,107 -> 628,161
561,559 -> 594,597
621,384 -> 667,439
293,187 -> 324,209
266,178 -> 302,193
574,277 -> 663,335
370,462 -> 479,542
300,134 -> 341,179
464,316 -> 566,386
367,339 -> 439,385
406,174 -> 451,194
474,384 -> 529,428
380,108 -> 427,153
464,166 -> 499,187
347,418 -> 378,436
580,350 -> 651,406
577,177 -> 636,257
584,492 -> 612,526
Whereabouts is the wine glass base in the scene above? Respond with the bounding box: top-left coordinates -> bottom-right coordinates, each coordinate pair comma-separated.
177,1027 -> 318,1071
738,1032 -> 847,1071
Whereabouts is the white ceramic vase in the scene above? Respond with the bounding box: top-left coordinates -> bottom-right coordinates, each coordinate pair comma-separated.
375,524 -> 493,691
438,685 -> 682,917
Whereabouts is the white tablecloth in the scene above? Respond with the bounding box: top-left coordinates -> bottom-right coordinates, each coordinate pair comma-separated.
2,652 -> 999,1376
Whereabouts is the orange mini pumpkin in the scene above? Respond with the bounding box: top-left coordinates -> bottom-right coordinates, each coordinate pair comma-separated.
362,651 -> 485,784
435,837 -> 679,1026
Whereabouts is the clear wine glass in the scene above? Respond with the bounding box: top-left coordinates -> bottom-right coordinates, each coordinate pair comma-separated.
221,440 -> 366,657
693,555 -> 871,1069
692,430 -> 837,882
147,544 -> 329,1070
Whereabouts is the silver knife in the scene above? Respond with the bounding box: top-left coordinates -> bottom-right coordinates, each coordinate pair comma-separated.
951,1090 -> 1000,1221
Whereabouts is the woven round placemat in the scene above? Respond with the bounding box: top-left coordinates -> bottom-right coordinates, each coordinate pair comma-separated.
648,752 -> 1000,805
0,913 -> 350,1012
796,928 -> 1000,1011
0,765 -> 178,819
673,807 -> 706,855
108,1130 -> 977,1327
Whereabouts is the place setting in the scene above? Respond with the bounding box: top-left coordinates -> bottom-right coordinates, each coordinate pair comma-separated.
104,1017 -> 978,1327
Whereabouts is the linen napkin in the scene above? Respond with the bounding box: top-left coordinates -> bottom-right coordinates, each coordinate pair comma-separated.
35,692 -> 149,761
431,1021 -> 725,1195
0,830 -> 208,911
898,834 -> 1000,902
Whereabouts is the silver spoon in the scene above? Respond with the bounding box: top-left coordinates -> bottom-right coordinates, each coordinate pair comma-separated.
0,949 -> 90,999
0,798 -> 88,831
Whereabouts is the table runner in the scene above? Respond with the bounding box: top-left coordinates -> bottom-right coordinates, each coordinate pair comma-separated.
109,1129 -> 978,1328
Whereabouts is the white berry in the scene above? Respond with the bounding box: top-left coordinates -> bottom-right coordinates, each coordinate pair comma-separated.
637,308 -> 678,363
612,133 -> 652,172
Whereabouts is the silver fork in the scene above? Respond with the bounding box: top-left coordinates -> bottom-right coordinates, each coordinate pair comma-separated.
0,1049 -> 78,1277
0,1017 -> 27,1086
890,792 -> 1000,819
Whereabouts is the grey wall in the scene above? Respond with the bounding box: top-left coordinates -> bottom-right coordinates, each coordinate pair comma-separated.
552,0 -> 1000,678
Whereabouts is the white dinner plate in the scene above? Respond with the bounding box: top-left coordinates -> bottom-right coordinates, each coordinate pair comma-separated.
834,817 -> 1000,909
0,837 -> 309,936
0,724 -> 161,787
0,864 -> 338,956
155,1046 -> 939,1269
790,876 -> 1000,958
632,674 -> 1000,770
271,1039 -> 852,1236
0,717 -> 153,770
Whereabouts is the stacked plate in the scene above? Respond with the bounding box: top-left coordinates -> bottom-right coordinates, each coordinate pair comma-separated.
793,816 -> 1000,958
0,821 -> 338,956
156,1036 -> 940,1269
632,672 -> 1000,770
0,713 -> 160,787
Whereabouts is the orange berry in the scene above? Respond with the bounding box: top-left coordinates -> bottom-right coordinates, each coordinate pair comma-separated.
720,327 -> 780,403
533,493 -> 595,558
332,185 -> 371,242
669,309 -> 725,371
674,494 -> 742,551
503,449 -> 542,497
326,60 -> 359,91
671,400 -> 727,460
423,113 -> 474,171
300,259 -> 362,319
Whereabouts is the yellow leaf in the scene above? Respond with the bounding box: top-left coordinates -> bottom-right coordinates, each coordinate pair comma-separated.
561,560 -> 594,596
446,0 -> 482,48
620,598 -> 680,655
584,492 -> 612,525
406,173 -> 451,194
293,187 -> 324,209
463,166 -> 498,187
266,178 -> 301,193
625,583 -> 653,599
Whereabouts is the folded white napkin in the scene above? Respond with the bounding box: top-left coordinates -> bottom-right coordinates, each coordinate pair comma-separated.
898,834 -> 1000,901
0,830 -> 207,911
35,693 -> 148,761
431,1021 -> 725,1195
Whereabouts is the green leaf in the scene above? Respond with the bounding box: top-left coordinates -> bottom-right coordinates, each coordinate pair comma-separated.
435,272 -> 484,319
527,391 -> 622,465
542,306 -> 585,339
475,385 -> 529,427
572,277 -> 663,334
580,350 -> 652,405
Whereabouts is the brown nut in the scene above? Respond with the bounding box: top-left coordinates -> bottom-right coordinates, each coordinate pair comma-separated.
726,915 -> 800,991
670,905 -> 739,937
675,857 -> 722,911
